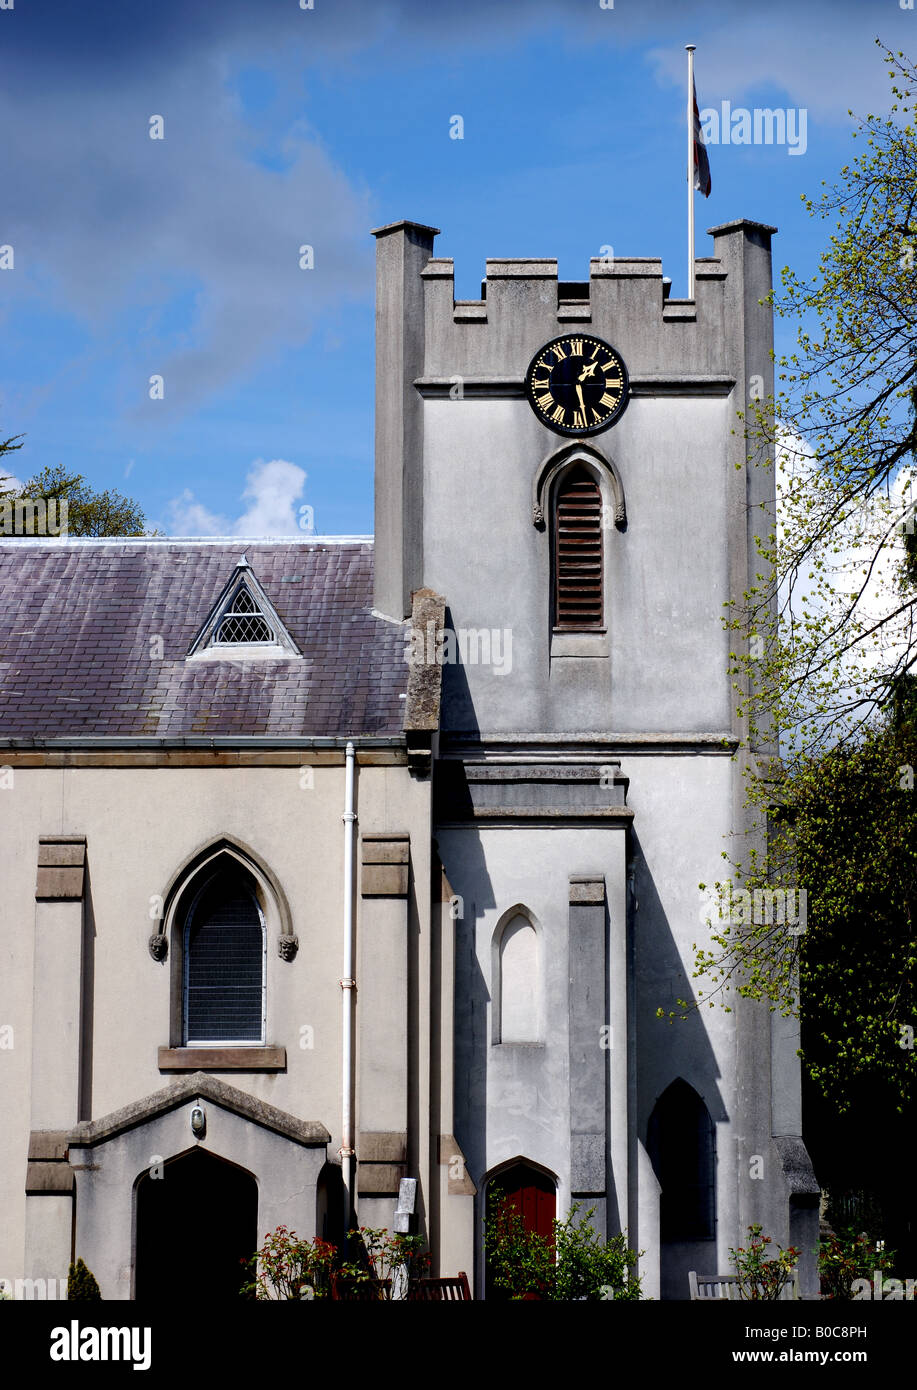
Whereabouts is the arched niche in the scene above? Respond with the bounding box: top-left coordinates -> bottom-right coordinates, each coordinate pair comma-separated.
491,905 -> 543,1044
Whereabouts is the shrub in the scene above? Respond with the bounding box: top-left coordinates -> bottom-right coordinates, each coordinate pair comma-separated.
67,1258 -> 102,1301
484,1195 -> 644,1301
729,1224 -> 799,1300
242,1225 -> 337,1300
336,1226 -> 430,1300
818,1228 -> 895,1300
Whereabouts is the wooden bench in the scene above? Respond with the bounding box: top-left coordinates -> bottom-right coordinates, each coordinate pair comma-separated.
331,1271 -> 472,1301
689,1271 -> 799,1301
408,1273 -> 472,1301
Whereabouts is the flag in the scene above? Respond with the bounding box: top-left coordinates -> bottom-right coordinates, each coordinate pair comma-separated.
692,79 -> 711,197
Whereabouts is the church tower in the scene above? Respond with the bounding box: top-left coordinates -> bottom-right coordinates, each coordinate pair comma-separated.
372,218 -> 820,1298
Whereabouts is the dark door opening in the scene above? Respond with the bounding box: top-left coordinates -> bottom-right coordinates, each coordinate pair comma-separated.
485,1161 -> 556,1299
135,1148 -> 258,1300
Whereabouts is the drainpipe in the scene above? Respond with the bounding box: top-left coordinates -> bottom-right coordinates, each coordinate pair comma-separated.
340,741 -> 357,1229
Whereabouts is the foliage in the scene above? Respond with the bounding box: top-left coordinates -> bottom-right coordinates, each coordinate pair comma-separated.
729,1225 -> 799,1301
818,1226 -> 895,1300
484,1193 -> 555,1299
241,1226 -> 337,1300
662,47 -> 917,1089
336,1226 -> 430,1301
67,1258 -> 102,1301
0,462 -> 151,536
241,1224 -> 429,1301
732,40 -> 917,761
671,716 -> 917,1113
0,431 -> 24,465
484,1195 -> 644,1301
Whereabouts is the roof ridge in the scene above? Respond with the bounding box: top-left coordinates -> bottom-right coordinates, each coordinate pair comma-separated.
0,535 -> 375,546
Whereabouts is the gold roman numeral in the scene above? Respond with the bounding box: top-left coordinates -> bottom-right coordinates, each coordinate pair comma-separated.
552,343 -> 566,361
568,339 -> 584,356
532,378 -> 550,392
537,392 -> 554,411
600,392 -> 618,408
572,410 -> 586,429
550,405 -> 566,424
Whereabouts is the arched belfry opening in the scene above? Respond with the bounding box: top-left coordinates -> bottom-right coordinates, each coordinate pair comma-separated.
134,1148 -> 258,1300
552,464 -> 604,631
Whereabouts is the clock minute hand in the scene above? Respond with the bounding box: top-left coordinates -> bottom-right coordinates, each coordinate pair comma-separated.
575,384 -> 586,416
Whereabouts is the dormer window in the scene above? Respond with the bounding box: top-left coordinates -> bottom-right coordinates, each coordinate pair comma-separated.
215,586 -> 274,645
186,556 -> 302,661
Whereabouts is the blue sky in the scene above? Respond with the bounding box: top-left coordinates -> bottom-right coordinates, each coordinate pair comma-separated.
1,0 -> 912,536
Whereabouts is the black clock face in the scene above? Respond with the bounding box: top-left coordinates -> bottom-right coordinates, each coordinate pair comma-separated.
525,334 -> 629,436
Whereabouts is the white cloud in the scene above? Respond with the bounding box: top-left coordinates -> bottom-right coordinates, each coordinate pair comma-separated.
165,457 -> 308,537
0,62 -> 373,416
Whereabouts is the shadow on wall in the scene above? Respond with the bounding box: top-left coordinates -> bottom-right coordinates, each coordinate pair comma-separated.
437,825 -> 494,1202
629,828 -> 728,1300
439,607 -> 482,739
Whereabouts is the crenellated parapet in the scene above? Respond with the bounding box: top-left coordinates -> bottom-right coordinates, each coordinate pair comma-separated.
372,217 -> 777,637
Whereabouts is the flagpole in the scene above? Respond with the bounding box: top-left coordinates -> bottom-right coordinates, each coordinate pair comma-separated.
686,43 -> 696,301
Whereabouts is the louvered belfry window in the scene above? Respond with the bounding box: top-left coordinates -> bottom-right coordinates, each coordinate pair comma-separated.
183,873 -> 265,1044
215,585 -> 273,644
553,466 -> 604,630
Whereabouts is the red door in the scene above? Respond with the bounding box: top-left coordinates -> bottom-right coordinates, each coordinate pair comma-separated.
486,1162 -> 556,1299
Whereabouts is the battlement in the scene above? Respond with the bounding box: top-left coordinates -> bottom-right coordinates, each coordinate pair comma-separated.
410,225 -> 773,383
371,217 -> 777,618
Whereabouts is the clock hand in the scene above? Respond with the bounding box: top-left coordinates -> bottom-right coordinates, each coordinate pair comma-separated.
578,362 -> 598,382
575,384 -> 586,415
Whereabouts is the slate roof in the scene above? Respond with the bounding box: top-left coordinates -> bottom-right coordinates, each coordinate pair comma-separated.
0,540 -> 409,740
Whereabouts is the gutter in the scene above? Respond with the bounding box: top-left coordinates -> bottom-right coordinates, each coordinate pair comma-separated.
0,735 -> 404,750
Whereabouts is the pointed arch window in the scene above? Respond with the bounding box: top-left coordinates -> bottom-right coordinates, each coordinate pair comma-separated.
182,869 -> 266,1045
553,466 -> 603,631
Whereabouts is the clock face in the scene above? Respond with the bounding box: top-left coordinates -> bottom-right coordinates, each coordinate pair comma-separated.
524,334 -> 629,436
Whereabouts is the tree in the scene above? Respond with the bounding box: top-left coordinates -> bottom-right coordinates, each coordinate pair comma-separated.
673,44 -> 917,1271
668,43 -> 917,1025
732,40 -> 917,762
1,462 -> 151,537
0,431 -> 24,467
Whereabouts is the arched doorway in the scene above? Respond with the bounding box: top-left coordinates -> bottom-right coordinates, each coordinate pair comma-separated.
647,1079 -> 717,1298
135,1148 -> 258,1300
484,1161 -> 556,1299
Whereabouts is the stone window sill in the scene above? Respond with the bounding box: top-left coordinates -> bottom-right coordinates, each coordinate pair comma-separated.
158,1046 -> 286,1071
551,632 -> 609,658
